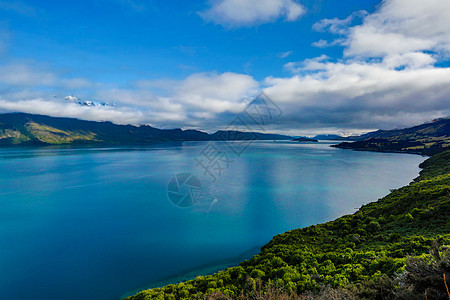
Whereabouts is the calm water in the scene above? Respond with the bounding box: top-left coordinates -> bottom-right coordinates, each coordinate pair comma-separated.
0,141 -> 425,300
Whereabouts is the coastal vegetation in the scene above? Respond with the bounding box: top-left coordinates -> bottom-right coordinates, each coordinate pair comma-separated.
126,149 -> 450,299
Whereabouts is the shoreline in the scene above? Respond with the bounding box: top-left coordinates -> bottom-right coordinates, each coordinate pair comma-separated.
120,245 -> 262,299
330,145 -> 427,156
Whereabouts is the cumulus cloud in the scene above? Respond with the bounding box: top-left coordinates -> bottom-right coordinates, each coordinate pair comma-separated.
346,0 -> 450,58
175,72 -> 259,113
266,60 -> 450,129
199,0 -> 305,27
313,0 -> 450,59
99,72 -> 259,122
261,0 -> 450,132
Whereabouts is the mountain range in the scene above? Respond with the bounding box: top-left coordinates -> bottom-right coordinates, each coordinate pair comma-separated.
1,112 -> 449,153
0,113 -> 291,146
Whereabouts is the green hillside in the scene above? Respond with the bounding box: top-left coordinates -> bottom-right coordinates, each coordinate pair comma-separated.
333,118 -> 450,155
126,150 -> 450,299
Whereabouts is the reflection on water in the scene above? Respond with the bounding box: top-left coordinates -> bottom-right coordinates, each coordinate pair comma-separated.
0,142 -> 186,159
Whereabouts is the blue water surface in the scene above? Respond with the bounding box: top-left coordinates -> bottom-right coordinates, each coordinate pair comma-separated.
0,141 -> 425,300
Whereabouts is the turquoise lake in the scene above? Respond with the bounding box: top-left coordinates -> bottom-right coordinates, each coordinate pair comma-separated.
0,141 -> 425,300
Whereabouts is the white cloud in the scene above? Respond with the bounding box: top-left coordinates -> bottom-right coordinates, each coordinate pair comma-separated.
199,0 -> 306,27
313,10 -> 367,35
0,98 -> 146,125
311,10 -> 367,49
313,0 -> 450,61
278,51 -> 293,58
283,55 -> 330,73
0,63 -> 96,91
261,0 -> 450,131
346,0 -> 450,57
382,52 -> 436,70
311,38 -> 346,48
265,56 -> 450,130
98,72 -> 258,121
0,67 -> 259,129
311,39 -> 328,48
175,72 -> 259,113
61,78 -> 95,89
346,29 -> 433,58
0,64 -> 56,86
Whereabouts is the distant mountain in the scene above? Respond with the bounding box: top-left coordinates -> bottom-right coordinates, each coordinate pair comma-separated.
332,118 -> 450,155
211,130 -> 291,141
354,118 -> 450,141
0,113 -> 291,146
292,137 -> 318,142
313,134 -> 346,140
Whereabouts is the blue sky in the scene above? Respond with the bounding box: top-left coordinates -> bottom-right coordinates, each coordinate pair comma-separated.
2,0 -> 377,81
0,0 -> 450,135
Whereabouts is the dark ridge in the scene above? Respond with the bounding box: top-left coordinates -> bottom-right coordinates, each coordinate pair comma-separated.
0,112 -> 292,146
